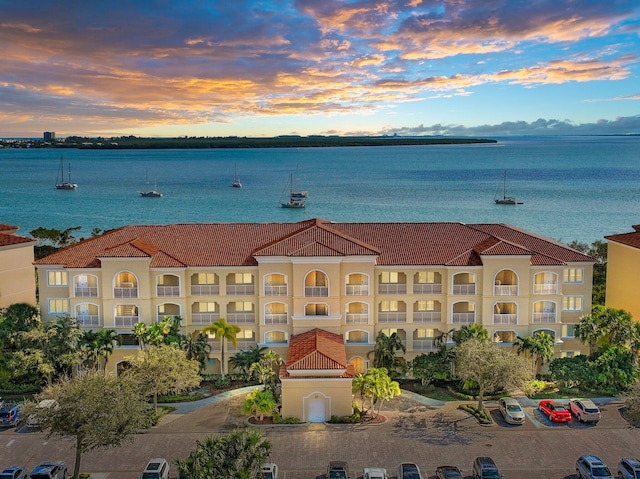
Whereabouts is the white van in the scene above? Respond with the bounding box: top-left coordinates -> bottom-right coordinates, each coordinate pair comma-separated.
140,458 -> 169,479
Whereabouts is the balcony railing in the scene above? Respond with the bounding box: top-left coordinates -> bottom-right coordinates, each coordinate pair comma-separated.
346,284 -> 369,296
345,313 -> 369,324
227,312 -> 255,324
114,287 -> 138,298
533,312 -> 557,323
74,287 -> 98,297
534,284 -> 558,294
413,311 -> 442,323
305,286 -> 328,297
76,315 -> 100,327
413,284 -> 442,294
227,285 -> 255,295
413,339 -> 435,351
452,312 -> 475,324
493,313 -> 517,325
264,313 -> 288,325
494,285 -> 518,296
115,315 -> 138,327
191,284 -> 220,295
378,312 -> 407,323
192,312 -> 220,325
378,284 -> 407,294
228,340 -> 257,352
452,284 -> 476,295
264,285 -> 288,296
157,285 -> 180,297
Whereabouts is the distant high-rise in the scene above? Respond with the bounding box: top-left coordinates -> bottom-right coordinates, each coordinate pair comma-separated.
43,131 -> 55,141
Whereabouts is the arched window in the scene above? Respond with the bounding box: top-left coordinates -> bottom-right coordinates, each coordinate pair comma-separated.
73,274 -> 98,297
346,273 -> 369,296
75,303 -> 100,327
113,272 -> 138,298
157,274 -> 180,297
305,271 -> 328,297
264,273 -> 288,296
494,270 -> 518,295
452,272 -> 476,295
264,302 -> 288,325
345,301 -> 369,324
452,301 -> 475,324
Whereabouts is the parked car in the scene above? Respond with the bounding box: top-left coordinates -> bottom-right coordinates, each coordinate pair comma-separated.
140,458 -> 170,479
262,463 -> 278,479
363,467 -> 387,479
0,405 -> 21,428
472,457 -> 502,479
435,465 -> 464,478
29,462 -> 67,479
538,400 -> 571,423
396,463 -> 423,479
327,461 -> 349,479
569,398 -> 601,423
576,455 -> 614,479
0,465 -> 27,479
618,458 -> 640,479
26,399 -> 58,429
497,397 -> 525,425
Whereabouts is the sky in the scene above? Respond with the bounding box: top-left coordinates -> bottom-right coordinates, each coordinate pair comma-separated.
1,0 -> 639,138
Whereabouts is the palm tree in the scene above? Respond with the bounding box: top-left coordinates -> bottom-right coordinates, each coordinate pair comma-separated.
179,332 -> 211,373
515,331 -> 556,375
369,331 -> 406,369
452,324 -> 489,346
202,318 -> 241,376
229,344 -> 267,377
80,329 -> 118,370
575,309 -> 605,356
242,388 -> 277,422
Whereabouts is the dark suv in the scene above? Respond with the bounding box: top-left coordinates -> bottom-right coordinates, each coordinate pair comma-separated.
576,455 -> 614,479
327,461 -> 349,479
472,457 -> 502,479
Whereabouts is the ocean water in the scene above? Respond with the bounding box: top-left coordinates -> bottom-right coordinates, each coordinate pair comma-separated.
1,136 -> 639,244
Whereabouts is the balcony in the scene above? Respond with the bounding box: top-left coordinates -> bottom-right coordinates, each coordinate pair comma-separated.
305,286 -> 328,297
191,312 -> 220,325
378,284 -> 407,294
345,313 -> 369,324
533,312 -> 557,323
76,315 -> 100,327
115,315 -> 138,327
264,313 -> 288,325
534,284 -> 558,294
227,285 -> 255,295
452,284 -> 476,295
493,313 -> 517,325
227,312 -> 255,324
494,285 -> 518,296
413,311 -> 442,323
346,284 -> 369,296
413,284 -> 442,294
413,339 -> 435,351
378,312 -> 407,323
114,287 -> 138,299
74,287 -> 98,297
452,312 -> 475,324
265,285 -> 288,296
228,340 -> 257,352
157,285 -> 180,297
191,284 -> 220,295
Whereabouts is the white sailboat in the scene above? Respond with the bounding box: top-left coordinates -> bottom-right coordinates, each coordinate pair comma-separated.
140,170 -> 163,197
494,171 -> 522,205
55,156 -> 78,190
280,173 -> 307,208
231,164 -> 242,188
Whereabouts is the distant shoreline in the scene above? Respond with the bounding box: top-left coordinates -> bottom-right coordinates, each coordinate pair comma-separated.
1,136 -> 498,149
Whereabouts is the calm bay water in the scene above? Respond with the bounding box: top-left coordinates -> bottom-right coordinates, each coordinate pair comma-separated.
1,136 -> 639,244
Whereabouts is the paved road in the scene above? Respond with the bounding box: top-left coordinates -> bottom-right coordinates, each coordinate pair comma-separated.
0,392 -> 637,479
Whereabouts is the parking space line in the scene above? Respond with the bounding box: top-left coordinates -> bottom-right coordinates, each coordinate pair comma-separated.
523,409 -> 541,428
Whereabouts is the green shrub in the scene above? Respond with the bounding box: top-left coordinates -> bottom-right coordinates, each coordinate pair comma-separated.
272,412 -> 301,424
327,410 -> 362,424
458,404 -> 493,425
158,391 -> 206,403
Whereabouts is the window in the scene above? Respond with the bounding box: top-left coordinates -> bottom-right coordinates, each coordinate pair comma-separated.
305,303 -> 328,315
380,300 -> 399,312
380,271 -> 399,284
415,328 -> 435,338
563,268 -> 584,283
47,271 -> 68,286
416,272 -> 436,284
562,324 -> 576,338
196,302 -> 218,312
233,301 -> 253,312
562,296 -> 583,311
234,273 -> 253,284
236,329 -> 254,339
416,300 -> 435,311
265,331 -> 287,343
48,299 -> 69,314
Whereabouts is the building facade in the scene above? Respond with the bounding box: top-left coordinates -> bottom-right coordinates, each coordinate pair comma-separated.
34,218 -> 594,374
605,225 -> 640,320
0,224 -> 36,309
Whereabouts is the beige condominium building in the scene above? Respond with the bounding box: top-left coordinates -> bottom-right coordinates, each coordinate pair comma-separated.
0,223 -> 36,309
605,225 -> 640,321
34,218 -> 595,376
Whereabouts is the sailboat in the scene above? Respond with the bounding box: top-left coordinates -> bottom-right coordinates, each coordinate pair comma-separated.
55,156 -> 78,190
494,171 -> 522,205
140,170 -> 163,197
280,173 -> 307,208
231,164 -> 242,188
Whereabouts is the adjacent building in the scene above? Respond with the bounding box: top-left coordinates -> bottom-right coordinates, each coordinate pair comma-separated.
0,224 -> 37,309
605,225 -> 640,320
34,218 -> 595,379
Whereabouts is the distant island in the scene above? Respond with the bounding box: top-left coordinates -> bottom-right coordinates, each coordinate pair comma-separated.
1,135 -> 498,149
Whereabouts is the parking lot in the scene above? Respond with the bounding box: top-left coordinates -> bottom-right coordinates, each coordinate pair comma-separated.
0,393 -> 638,479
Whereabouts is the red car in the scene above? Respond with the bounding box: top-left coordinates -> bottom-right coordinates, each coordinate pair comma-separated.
539,400 -> 571,423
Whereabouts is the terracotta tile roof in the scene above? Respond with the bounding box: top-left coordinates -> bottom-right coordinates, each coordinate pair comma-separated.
0,232 -> 35,247
605,230 -> 640,249
285,328 -> 347,371
34,218 -> 594,268
0,224 -> 19,234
